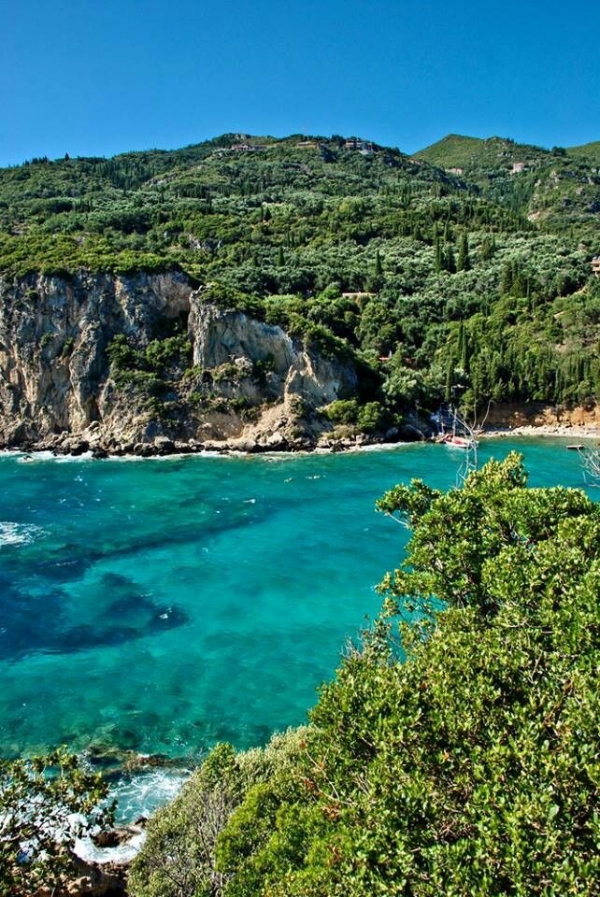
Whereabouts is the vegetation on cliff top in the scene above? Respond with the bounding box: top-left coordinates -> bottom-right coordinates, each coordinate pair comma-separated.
1,132 -> 600,418
129,454 -> 600,896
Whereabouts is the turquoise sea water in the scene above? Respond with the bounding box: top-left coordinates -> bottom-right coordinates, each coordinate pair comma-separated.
0,439 -> 593,808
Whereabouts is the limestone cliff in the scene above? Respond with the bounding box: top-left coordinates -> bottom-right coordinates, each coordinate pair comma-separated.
0,271 -> 357,454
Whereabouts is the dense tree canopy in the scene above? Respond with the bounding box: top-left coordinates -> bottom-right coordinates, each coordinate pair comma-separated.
1,133 -> 599,419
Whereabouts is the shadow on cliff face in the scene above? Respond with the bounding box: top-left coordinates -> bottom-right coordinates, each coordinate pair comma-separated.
0,572 -> 189,661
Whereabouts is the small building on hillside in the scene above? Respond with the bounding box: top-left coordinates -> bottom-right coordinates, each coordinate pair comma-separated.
344,139 -> 375,154
229,143 -> 266,153
341,291 -> 374,302
592,256 -> 600,276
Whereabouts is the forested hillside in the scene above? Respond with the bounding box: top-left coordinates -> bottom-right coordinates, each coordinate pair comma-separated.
1,132 -> 599,424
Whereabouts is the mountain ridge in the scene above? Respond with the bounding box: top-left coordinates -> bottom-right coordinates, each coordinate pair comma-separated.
6,129 -> 600,170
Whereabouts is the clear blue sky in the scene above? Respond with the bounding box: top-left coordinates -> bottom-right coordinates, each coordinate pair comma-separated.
2,0 -> 599,167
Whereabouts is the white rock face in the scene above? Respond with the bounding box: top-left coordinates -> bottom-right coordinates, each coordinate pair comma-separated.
189,300 -> 354,409
0,270 -> 193,446
0,272 -> 356,452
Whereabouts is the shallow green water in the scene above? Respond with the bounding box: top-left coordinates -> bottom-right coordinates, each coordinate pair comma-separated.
0,439 -> 592,766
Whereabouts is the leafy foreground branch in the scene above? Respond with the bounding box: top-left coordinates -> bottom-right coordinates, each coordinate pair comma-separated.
135,454 -> 600,894
0,749 -> 113,895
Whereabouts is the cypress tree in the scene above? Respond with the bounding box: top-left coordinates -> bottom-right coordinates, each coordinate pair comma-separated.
501,262 -> 513,295
435,237 -> 443,274
458,232 -> 471,272
457,320 -> 467,370
445,357 -> 454,401
374,250 -> 383,277
445,245 -> 456,274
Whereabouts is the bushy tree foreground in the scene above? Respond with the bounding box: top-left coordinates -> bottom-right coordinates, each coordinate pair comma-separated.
131,453 -> 600,896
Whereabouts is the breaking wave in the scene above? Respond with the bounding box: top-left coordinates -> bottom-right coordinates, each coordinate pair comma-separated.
0,521 -> 44,547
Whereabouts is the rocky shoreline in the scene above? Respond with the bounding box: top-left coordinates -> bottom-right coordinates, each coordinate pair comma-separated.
4,418 -> 428,459
6,421 -> 600,463
47,748 -> 193,896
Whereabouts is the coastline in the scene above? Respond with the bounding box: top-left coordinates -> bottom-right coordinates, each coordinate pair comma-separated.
3,423 -> 600,463
3,399 -> 600,459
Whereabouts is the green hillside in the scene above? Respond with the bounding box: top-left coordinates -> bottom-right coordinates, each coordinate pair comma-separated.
1,132 -> 599,422
414,133 -> 551,173
416,134 -> 600,238
568,139 -> 600,164
412,133 -> 485,169
0,134 -> 464,278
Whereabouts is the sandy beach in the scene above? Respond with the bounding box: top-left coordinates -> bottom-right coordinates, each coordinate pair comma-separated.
481,424 -> 600,441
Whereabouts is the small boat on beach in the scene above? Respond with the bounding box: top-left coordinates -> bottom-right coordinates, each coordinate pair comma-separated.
442,433 -> 478,449
432,407 -> 479,450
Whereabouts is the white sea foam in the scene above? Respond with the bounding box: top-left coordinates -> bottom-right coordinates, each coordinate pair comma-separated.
5,771 -> 188,867
106,452 -> 198,463
73,829 -> 147,864
0,521 -> 44,547
55,452 -> 94,463
112,768 -> 190,823
14,450 -> 95,463
16,450 -> 56,462
349,441 -> 417,453
73,767 -> 190,864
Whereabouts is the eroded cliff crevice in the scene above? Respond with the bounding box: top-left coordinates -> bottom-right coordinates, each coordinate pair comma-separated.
0,271 -> 357,454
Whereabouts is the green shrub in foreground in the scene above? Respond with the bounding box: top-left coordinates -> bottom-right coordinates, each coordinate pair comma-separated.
128,729 -> 310,897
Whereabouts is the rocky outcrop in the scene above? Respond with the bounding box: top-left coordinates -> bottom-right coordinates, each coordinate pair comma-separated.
188,302 -> 357,450
482,401 -> 600,431
63,853 -> 129,896
190,304 -> 349,406
0,272 -> 357,454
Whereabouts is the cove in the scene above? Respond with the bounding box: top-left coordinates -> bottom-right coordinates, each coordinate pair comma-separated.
0,439 -> 591,771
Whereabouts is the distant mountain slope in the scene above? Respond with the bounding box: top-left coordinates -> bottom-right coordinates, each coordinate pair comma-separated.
0,133 -> 461,278
414,134 -> 551,173
568,140 -> 600,164
412,134 -> 485,169
415,133 -> 600,238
